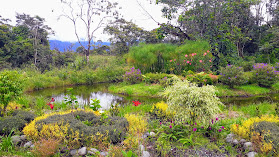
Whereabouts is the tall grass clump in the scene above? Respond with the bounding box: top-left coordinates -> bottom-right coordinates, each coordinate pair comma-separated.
126,43 -> 177,73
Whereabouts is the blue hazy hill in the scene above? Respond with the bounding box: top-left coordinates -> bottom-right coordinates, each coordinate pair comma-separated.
49,40 -> 110,52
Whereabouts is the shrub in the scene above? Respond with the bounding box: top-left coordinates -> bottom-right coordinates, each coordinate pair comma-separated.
251,121 -> 279,155
161,79 -> 223,124
123,114 -> 147,149
186,72 -> 215,87
123,67 -> 142,84
150,101 -> 174,120
231,115 -> 279,139
0,70 -> 24,112
0,116 -> 26,135
144,73 -> 171,84
219,65 -> 246,88
32,138 -> 61,157
252,63 -> 278,87
23,110 -> 129,147
0,110 -> 35,135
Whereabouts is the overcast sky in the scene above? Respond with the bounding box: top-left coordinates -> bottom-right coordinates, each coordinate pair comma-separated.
0,0 -> 167,42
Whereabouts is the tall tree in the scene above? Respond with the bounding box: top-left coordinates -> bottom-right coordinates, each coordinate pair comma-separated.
15,13 -> 53,66
60,0 -> 119,63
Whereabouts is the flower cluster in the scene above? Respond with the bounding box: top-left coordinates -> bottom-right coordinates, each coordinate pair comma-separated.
46,98 -> 55,110
168,50 -> 212,74
123,67 -> 142,84
132,100 -> 141,106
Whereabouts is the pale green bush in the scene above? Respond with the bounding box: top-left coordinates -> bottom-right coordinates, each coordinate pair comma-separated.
161,79 -> 223,124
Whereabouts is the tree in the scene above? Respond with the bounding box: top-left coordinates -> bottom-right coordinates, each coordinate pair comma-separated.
60,0 -> 119,63
15,13 -> 53,67
104,18 -> 161,54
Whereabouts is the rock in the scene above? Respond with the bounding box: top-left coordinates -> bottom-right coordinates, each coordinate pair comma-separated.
225,137 -> 233,143
70,149 -> 77,156
100,151 -> 108,156
20,135 -> 27,141
232,139 -> 239,145
227,133 -> 234,138
247,151 -> 258,157
24,141 -> 33,148
244,142 -> 253,151
240,139 -> 246,145
78,147 -> 87,156
11,135 -> 21,146
88,148 -> 99,155
149,132 -> 156,137
139,144 -> 145,152
142,151 -> 150,157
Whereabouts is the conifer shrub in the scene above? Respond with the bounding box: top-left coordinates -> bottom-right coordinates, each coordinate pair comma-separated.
23,110 -> 129,147
219,65 -> 246,88
143,73 -> 171,84
0,110 -> 35,135
251,121 -> 279,155
186,72 -> 216,87
0,116 -> 26,135
161,79 -> 223,124
252,63 -> 278,87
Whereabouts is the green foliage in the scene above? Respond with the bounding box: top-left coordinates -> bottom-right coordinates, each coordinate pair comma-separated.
64,88 -> 78,109
0,71 -> 24,111
90,98 -> 101,111
161,79 -> 223,124
186,72 -> 215,87
108,83 -> 163,97
143,73 -> 171,84
252,63 -> 278,87
235,102 -> 276,117
0,129 -> 14,152
126,43 -> 177,73
219,65 -> 246,88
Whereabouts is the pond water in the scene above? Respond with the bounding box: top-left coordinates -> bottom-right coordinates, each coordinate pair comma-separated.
27,83 -> 279,110
27,83 -> 161,110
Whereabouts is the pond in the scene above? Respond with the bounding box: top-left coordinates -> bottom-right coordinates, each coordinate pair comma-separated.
27,83 -> 279,110
26,83 -> 161,110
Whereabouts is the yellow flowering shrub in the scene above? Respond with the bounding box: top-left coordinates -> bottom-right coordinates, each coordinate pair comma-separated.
123,114 -> 147,149
5,102 -> 22,111
150,101 -> 175,120
231,115 -> 279,139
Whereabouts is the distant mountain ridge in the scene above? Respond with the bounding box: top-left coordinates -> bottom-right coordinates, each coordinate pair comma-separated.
49,40 -> 110,52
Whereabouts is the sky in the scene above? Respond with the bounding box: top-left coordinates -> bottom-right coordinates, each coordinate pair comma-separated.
0,0 -> 167,42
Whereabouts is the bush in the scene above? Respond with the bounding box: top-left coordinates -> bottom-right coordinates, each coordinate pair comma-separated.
231,115 -> 279,139
251,121 -> 279,155
0,110 -> 35,135
123,67 -> 142,84
161,79 -> 223,124
143,73 -> 171,84
219,65 -> 246,88
0,116 -> 26,135
252,63 -> 278,87
0,71 -> 24,111
23,110 -> 129,147
186,72 -> 217,87
149,101 -> 174,120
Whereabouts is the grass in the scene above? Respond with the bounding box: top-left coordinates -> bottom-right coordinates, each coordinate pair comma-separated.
108,82 -> 164,97
118,103 -> 153,117
216,84 -> 273,97
233,101 -> 277,117
236,85 -> 270,95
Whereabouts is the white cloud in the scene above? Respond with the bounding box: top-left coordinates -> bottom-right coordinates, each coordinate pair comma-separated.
0,0 -> 167,42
